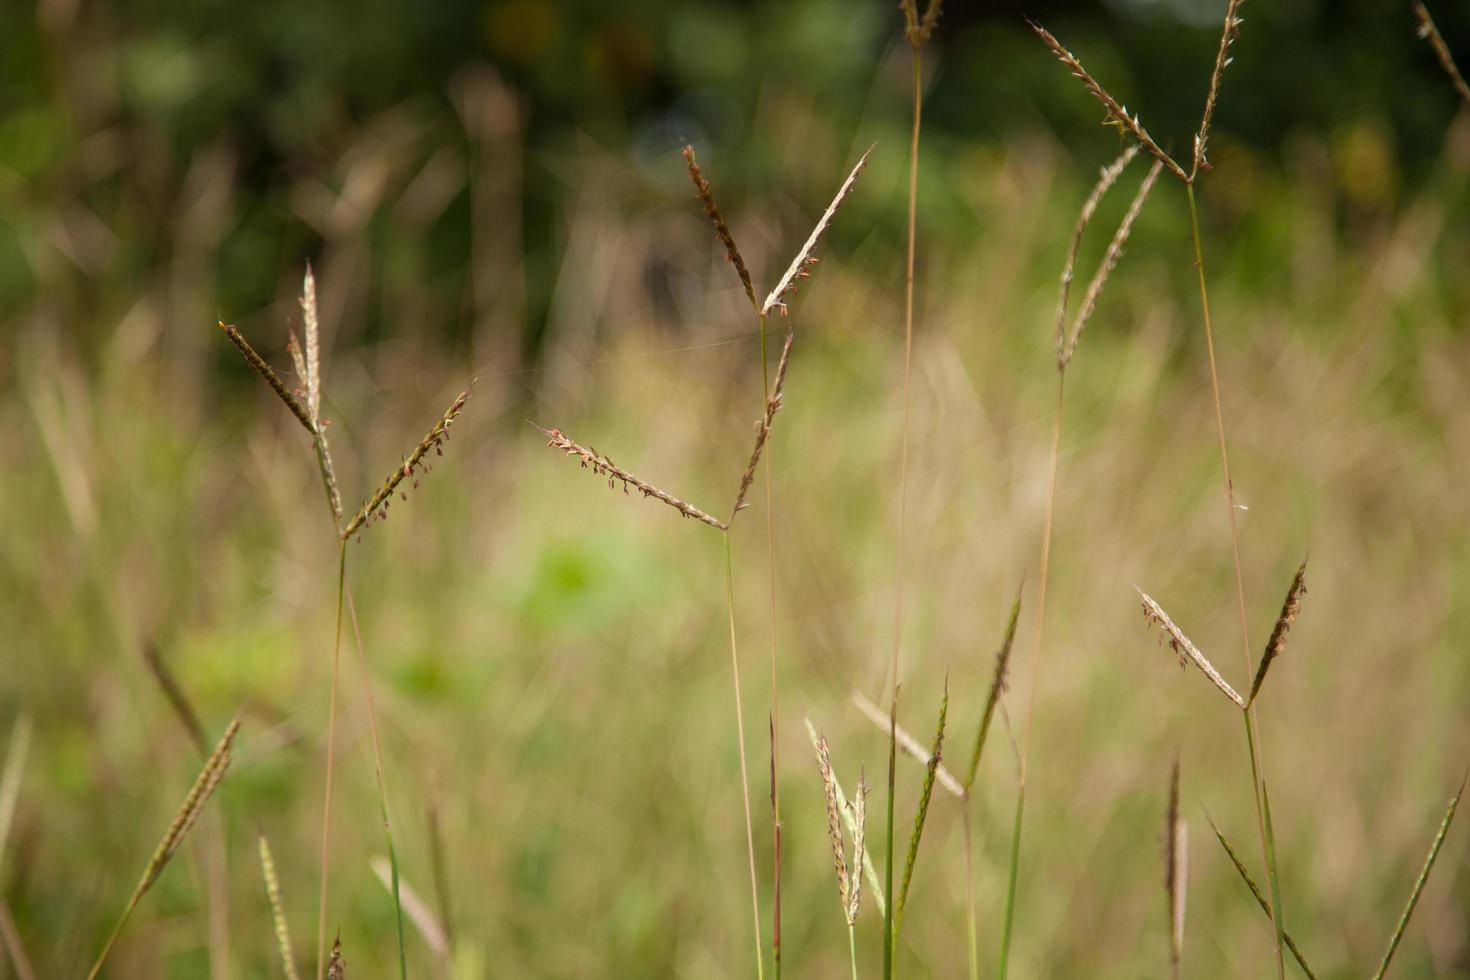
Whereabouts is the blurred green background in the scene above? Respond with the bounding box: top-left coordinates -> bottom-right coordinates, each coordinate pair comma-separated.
2,0 -> 1470,976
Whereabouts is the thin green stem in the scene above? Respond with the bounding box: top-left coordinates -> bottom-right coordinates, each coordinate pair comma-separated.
85,903 -> 136,980
345,583 -> 408,980
998,785 -> 1025,980
891,44 -> 922,701
315,542 -> 347,980
1187,182 -> 1285,979
724,532 -> 765,980
848,925 -> 860,980
756,307 -> 783,979
964,810 -> 978,980
883,691 -> 897,980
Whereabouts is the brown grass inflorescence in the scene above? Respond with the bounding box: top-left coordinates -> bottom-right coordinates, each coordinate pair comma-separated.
1137,589 -> 1245,707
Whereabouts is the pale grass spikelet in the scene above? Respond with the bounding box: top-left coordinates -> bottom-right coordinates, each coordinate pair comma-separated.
301,264 -> 322,422
730,330 -> 795,522
1028,21 -> 1187,183
287,331 -> 309,395
1414,2 -> 1470,107
1064,157 -> 1164,365
761,145 -> 874,317
1248,557 -> 1308,706
258,835 -> 302,980
815,736 -> 852,919
964,586 -> 1022,793
803,719 -> 885,916
851,690 -> 965,798
895,680 -> 947,928
1055,145 -> 1139,364
1136,589 -> 1245,707
682,146 -> 757,312
531,422 -> 728,530
342,385 -> 473,540
848,767 -> 867,925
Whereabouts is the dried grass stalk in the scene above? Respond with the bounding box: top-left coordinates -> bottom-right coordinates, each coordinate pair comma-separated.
342,386 -> 472,539
761,145 -> 874,317
532,423 -> 728,530
851,690 -> 965,798
371,857 -> 450,961
1193,0 -> 1246,178
258,835 -> 302,980
87,718 -> 240,980
0,715 -> 32,880
1063,158 -> 1164,365
1414,2 -> 1470,106
1137,589 -> 1245,707
1055,146 -> 1139,363
964,588 -> 1022,793
683,146 -> 757,312
219,322 -> 316,435
1209,819 -> 1320,979
1248,558 -> 1308,706
896,681 -> 947,929
804,719 -> 885,916
730,330 -> 795,522
1165,758 -> 1187,978
326,935 -> 346,980
1028,22 -> 1187,183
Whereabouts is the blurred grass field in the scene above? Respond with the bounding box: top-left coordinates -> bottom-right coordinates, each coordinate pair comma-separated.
4,2 -> 1470,977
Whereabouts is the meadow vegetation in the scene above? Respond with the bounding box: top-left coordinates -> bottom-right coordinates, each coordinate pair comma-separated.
2,1 -> 1470,977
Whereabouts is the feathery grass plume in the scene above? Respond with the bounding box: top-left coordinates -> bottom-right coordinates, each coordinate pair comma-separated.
964,589 -> 1022,793
342,384 -> 473,539
1164,758 -> 1187,979
1193,0 -> 1246,178
219,322 -> 317,434
1136,589 -> 1245,707
371,857 -> 451,962
1371,779 -> 1464,979
1054,145 -> 1139,364
531,422 -> 728,530
142,643 -> 208,754
804,720 -> 885,916
258,835 -> 302,980
761,145 -> 874,317
730,330 -> 795,522
1414,3 -> 1470,106
1247,558 -> 1309,706
1209,819 -> 1319,979
852,690 -> 965,799
326,935 -> 346,980
682,146 -> 757,312
895,680 -> 947,933
86,717 -> 240,980
1027,22 -> 1187,183
1064,158 -> 1164,365
816,737 -> 853,916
